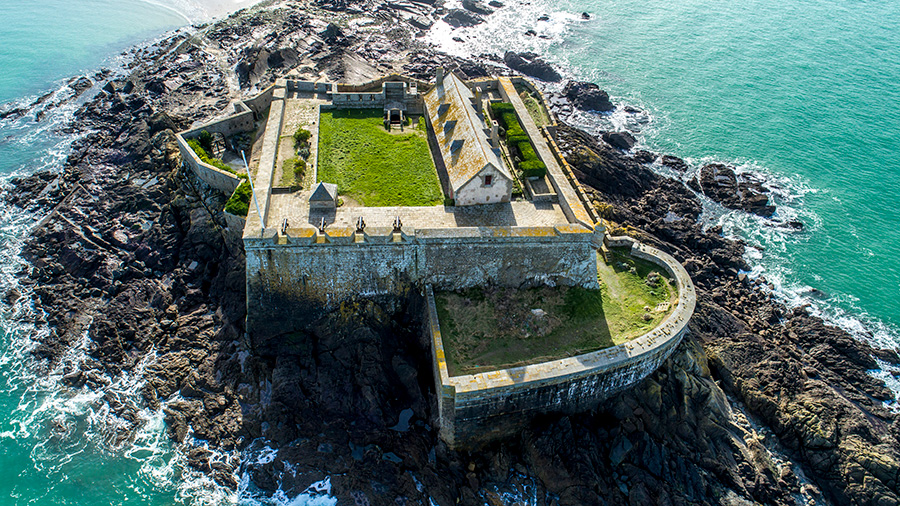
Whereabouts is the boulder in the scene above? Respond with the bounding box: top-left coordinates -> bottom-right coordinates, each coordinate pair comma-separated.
462,0 -> 493,15
602,131 -> 636,150
503,51 -> 562,82
563,80 -> 614,112
444,9 -> 484,27
696,163 -> 776,217
660,154 -> 689,172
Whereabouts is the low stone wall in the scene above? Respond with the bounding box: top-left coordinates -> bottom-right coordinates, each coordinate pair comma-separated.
428,237 -> 696,449
244,224 -> 600,340
176,135 -> 242,194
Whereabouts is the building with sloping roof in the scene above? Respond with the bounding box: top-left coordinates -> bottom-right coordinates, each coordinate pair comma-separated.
425,70 -> 513,206
309,182 -> 338,208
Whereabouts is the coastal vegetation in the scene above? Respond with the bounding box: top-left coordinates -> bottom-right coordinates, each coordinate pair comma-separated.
435,254 -> 674,376
316,109 -> 442,206
224,180 -> 252,216
187,136 -> 240,175
491,102 -> 547,178
280,157 -> 306,187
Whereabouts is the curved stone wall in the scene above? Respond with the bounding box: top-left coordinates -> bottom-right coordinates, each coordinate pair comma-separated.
428,236 -> 696,448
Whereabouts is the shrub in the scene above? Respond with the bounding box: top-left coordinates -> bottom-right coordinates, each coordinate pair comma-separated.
198,129 -> 214,153
507,133 -> 529,145
296,146 -> 310,159
517,141 -> 539,161
293,127 -> 312,147
491,102 -> 515,118
224,181 -> 252,216
284,157 -> 306,183
187,139 -> 234,173
519,160 -> 547,178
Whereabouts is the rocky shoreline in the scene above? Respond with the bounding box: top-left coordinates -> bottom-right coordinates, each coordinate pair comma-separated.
4,1 -> 900,504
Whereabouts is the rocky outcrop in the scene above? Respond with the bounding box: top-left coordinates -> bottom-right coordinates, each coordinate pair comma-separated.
503,51 -> 562,82
5,2 -> 899,505
443,8 -> 484,28
461,0 -> 493,15
691,163 -> 776,217
559,122 -> 900,506
563,80 -> 614,112
602,130 -> 637,150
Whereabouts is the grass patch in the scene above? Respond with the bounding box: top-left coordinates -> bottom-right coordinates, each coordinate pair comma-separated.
316,109 -> 442,207
435,254 -> 675,376
279,157 -> 306,187
225,181 -> 252,217
514,83 -> 551,126
187,138 -> 237,174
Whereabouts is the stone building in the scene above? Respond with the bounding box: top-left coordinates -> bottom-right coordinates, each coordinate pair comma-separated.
425,70 -> 513,206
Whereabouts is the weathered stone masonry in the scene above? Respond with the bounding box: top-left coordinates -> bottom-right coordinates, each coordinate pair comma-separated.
428,235 -> 696,448
245,224 -> 601,341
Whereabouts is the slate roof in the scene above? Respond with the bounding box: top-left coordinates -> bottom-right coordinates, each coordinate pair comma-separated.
424,73 -> 512,192
310,182 -> 338,201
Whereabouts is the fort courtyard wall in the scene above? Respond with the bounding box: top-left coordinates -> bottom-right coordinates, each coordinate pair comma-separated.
244,224 -> 600,341
428,235 -> 696,448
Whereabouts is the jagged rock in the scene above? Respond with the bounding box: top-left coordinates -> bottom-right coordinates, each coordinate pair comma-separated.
696,163 -> 776,217
462,0 -> 493,15
69,76 -> 93,97
444,8 -> 484,27
602,131 -> 636,150
660,154 -> 689,172
563,80 -> 614,112
503,51 -> 562,82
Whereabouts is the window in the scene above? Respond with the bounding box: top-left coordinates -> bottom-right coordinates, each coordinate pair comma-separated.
484,175 -> 493,186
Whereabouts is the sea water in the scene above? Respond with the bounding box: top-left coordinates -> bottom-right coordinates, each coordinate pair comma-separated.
2,0 -> 900,504
430,0 -> 900,357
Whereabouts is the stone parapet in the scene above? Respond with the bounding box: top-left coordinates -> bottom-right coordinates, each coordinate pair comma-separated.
428,236 -> 696,448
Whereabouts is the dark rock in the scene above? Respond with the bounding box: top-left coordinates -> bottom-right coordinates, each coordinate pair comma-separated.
538,14 -> 550,21
444,9 -> 484,27
602,131 -> 636,150
503,51 -> 562,82
582,12 -> 591,19
697,163 -> 776,217
69,77 -> 93,97
563,80 -> 614,112
525,29 -> 536,36
632,150 -> 657,164
462,0 -> 493,15
489,1 -> 504,7
660,154 -> 689,172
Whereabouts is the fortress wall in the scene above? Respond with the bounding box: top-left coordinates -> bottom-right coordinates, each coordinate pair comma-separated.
428,236 -> 697,449
244,226 -> 599,340
242,85 -> 276,116
445,327 -> 685,447
176,135 -> 242,194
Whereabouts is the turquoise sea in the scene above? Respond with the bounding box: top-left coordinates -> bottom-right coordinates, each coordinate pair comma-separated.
1,0 -> 899,503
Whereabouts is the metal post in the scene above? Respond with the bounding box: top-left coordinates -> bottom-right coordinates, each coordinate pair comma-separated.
241,151 -> 264,235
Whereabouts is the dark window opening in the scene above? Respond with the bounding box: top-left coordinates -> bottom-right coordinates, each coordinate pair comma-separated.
484,175 -> 493,186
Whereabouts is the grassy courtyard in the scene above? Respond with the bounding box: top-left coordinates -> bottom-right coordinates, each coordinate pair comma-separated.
435,253 -> 675,376
316,109 -> 443,206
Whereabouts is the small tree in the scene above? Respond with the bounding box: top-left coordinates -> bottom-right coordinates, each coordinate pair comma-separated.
293,127 -> 312,148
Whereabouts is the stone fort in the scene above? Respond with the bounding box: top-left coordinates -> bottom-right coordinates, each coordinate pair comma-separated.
176,70 -> 696,448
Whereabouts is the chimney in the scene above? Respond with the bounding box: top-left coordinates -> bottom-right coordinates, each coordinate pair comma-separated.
472,86 -> 483,107
491,120 -> 499,148
436,68 -> 444,85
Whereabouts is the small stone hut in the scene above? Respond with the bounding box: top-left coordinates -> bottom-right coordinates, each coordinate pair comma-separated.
309,182 -> 338,208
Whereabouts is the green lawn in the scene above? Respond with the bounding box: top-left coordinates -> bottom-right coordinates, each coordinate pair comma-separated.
514,83 -> 551,127
316,109 -> 442,206
435,253 -> 675,376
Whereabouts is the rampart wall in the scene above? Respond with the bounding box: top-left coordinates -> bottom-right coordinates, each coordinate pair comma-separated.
428,236 -> 696,448
176,135 -> 243,194
244,224 -> 600,341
